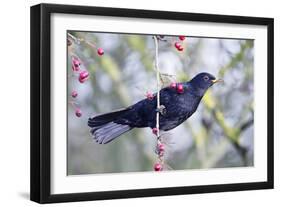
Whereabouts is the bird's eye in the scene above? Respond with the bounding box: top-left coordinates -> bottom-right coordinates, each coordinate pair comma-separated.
203,76 -> 209,81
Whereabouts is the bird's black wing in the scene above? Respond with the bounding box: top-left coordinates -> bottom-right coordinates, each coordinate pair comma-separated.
157,83 -> 202,131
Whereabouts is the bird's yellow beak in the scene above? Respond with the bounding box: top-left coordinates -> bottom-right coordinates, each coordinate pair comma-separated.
211,79 -> 223,84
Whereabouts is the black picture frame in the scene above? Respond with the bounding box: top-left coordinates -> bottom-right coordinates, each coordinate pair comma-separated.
30,3 -> 274,204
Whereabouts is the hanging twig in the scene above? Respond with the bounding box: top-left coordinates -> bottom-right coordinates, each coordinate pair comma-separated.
153,36 -> 161,140
153,36 -> 168,171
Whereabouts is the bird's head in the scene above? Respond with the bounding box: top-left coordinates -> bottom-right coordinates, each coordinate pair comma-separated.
189,72 -> 223,96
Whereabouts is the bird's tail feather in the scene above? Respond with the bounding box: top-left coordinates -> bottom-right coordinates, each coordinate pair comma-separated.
90,122 -> 132,144
88,108 -> 132,144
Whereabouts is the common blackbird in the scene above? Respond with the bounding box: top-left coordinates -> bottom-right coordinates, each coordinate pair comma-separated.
88,72 -> 222,144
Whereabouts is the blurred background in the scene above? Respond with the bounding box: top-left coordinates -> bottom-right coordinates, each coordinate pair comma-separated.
67,31 -> 254,175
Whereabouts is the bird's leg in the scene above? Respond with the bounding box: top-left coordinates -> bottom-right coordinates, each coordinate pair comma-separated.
156,105 -> 166,115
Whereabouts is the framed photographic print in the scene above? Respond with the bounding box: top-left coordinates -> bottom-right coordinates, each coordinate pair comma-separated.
30,3 -> 274,203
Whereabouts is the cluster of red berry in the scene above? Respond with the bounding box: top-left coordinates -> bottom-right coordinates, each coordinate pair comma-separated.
151,127 -> 166,171
70,57 -> 89,117
70,91 -> 81,117
69,37 -> 104,118
71,57 -> 90,83
153,140 -> 165,171
170,82 -> 184,94
174,35 -> 186,52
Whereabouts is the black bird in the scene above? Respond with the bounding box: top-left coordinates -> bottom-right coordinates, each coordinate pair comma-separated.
88,72 -> 222,144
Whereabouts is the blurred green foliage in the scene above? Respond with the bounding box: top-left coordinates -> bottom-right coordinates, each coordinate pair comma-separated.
67,32 -> 254,175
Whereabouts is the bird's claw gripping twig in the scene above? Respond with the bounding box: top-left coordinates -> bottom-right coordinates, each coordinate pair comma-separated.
156,105 -> 166,115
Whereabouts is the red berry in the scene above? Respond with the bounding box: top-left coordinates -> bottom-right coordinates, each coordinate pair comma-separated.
79,70 -> 89,79
177,84 -> 184,93
78,76 -> 87,83
157,143 -> 165,156
170,82 -> 177,89
97,48 -> 104,56
75,108 -> 82,117
157,143 -> 165,152
146,92 -> 154,100
179,36 -> 186,41
174,42 -> 181,49
79,71 -> 89,83
177,45 -> 184,51
72,58 -> 81,71
72,65 -> 78,71
154,163 -> 163,171
73,59 -> 80,67
71,90 -> 78,98
152,128 -> 159,135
